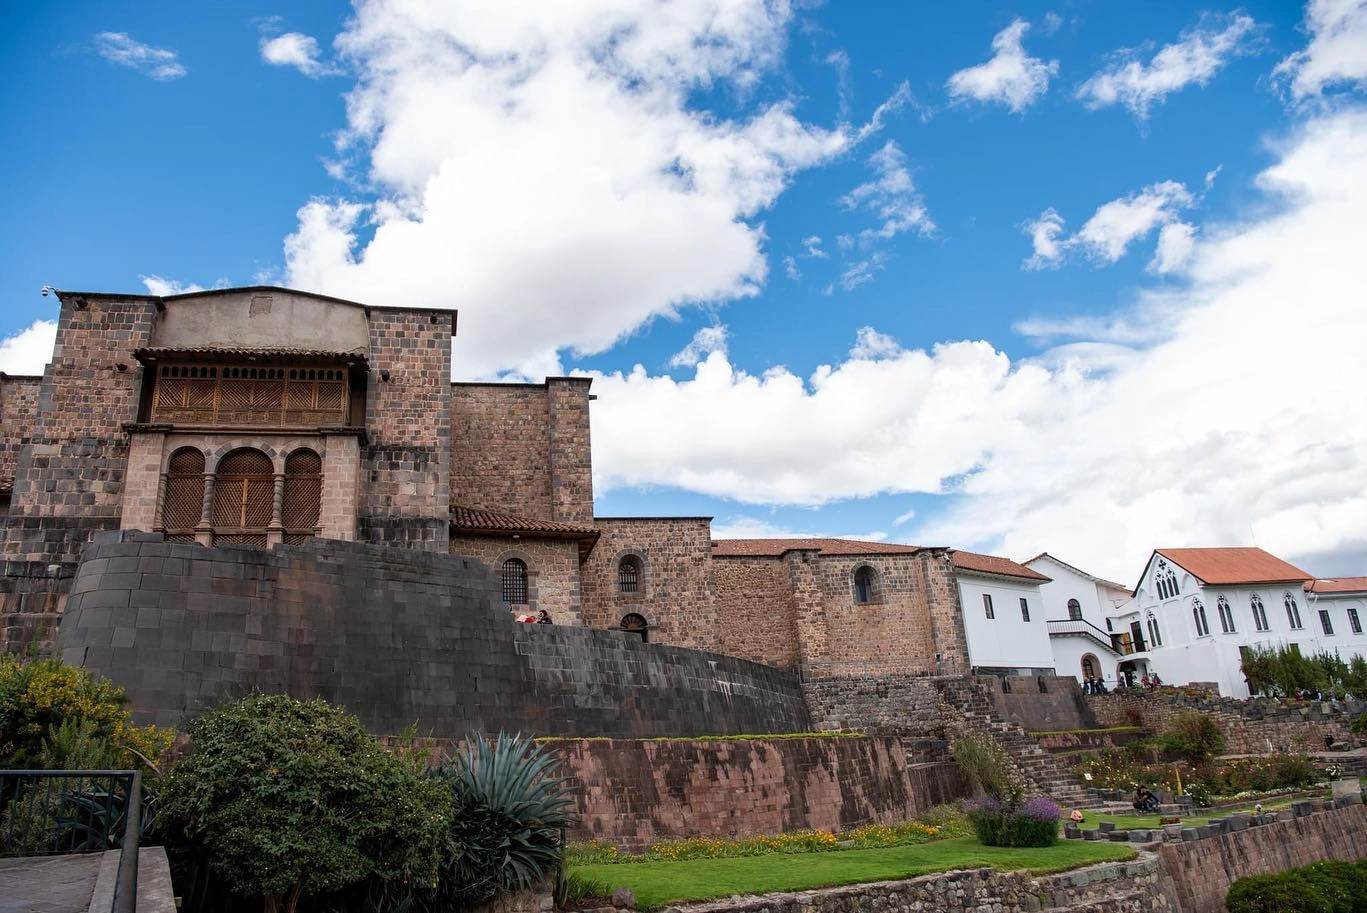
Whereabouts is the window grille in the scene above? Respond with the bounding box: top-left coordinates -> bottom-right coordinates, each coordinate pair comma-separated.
151,363 -> 348,427
282,449 -> 322,545
618,557 -> 641,593
502,558 -> 528,604
211,448 -> 273,547
161,447 -> 204,542
1067,598 -> 1082,621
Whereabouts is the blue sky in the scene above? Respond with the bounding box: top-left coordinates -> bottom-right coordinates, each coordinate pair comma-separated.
3,1 -> 1366,582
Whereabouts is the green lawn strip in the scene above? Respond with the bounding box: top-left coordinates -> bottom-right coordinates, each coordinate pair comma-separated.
573,838 -> 1136,910
1080,798 -> 1298,831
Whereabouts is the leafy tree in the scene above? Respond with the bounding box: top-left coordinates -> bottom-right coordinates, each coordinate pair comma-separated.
1163,712 -> 1225,766
159,695 -> 449,913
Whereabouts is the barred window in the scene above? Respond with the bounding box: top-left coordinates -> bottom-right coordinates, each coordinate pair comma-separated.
618,556 -> 641,593
502,558 -> 528,604
161,447 -> 204,542
282,449 -> 322,545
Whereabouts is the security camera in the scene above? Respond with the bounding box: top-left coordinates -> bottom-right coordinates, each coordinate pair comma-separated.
40,286 -> 53,297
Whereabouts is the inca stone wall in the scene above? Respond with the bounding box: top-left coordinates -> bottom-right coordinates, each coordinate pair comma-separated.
581,518 -> 718,650
547,736 -> 963,850
360,309 -> 453,549
1089,690 -> 1358,753
56,532 -> 811,737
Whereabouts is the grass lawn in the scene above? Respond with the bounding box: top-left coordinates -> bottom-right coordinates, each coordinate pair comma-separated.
573,838 -> 1137,909
1082,798 -> 1299,831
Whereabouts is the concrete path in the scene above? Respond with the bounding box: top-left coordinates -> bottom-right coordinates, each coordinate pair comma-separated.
0,847 -> 175,913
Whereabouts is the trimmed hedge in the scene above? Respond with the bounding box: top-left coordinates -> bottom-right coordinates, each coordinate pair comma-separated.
1227,860 -> 1367,913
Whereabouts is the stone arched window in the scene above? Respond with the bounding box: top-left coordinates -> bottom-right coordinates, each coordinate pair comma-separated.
853,565 -> 879,604
620,612 -> 648,642
618,555 -> 642,594
1192,598 -> 1210,637
1067,598 -> 1082,620
1284,593 -> 1303,630
161,447 -> 205,542
502,558 -> 528,605
282,448 -> 322,545
211,448 -> 274,547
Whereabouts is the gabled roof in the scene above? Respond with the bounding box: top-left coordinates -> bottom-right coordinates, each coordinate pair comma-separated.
1306,577 -> 1367,595
952,550 -> 1051,583
710,537 -> 922,558
1141,547 -> 1313,591
449,505 -> 600,561
1023,552 -> 1127,591
134,345 -> 368,365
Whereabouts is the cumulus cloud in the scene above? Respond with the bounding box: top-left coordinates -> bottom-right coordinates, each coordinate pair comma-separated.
669,324 -> 728,368
0,320 -> 58,376
1077,13 -> 1259,118
93,32 -> 186,80
1274,0 -> 1367,100
710,514 -> 889,543
840,142 -> 933,242
1023,180 -> 1197,269
946,19 -> 1058,113
260,32 -> 341,79
1150,221 -> 1196,273
140,275 -> 206,296
590,109 -> 1367,580
278,0 -> 890,379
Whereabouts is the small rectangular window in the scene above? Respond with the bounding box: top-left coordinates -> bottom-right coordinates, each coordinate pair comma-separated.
1350,607 -> 1363,635
1320,610 -> 1334,636
1019,597 -> 1030,622
983,593 -> 995,619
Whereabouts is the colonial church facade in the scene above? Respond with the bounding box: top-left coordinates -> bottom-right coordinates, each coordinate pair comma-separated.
0,286 -> 988,680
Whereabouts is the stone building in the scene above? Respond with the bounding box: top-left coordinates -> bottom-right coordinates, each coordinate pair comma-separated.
0,285 -> 980,682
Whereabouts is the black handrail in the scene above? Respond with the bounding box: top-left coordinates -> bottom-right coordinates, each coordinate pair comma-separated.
0,769 -> 142,913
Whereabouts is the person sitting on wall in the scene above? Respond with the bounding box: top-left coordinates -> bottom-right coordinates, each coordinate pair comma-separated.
1140,673 -> 1151,689
537,610 -> 553,624
1133,786 -> 1160,813
1094,678 -> 1108,695
1150,673 -> 1162,688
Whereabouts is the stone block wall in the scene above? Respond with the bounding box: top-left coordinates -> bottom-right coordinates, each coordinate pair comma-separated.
1089,690 -> 1356,753
979,675 -> 1100,732
451,384 -> 553,518
361,310 -> 453,548
581,518 -> 718,650
0,374 -> 40,488
449,534 -> 584,625
56,533 -> 811,738
712,556 -> 802,670
547,736 -> 962,850
546,377 -> 593,523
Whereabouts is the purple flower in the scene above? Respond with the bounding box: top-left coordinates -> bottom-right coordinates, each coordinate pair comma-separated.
1020,797 -> 1060,822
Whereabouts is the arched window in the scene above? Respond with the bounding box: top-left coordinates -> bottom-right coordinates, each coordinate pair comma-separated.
161,447 -> 205,543
618,556 -> 642,593
1146,612 -> 1163,648
1284,593 -> 1303,629
1217,595 -> 1236,634
620,612 -> 648,642
853,565 -> 878,604
1081,656 -> 1097,680
1192,598 -> 1210,637
1251,594 -> 1270,632
211,448 -> 273,547
1067,598 -> 1082,621
502,558 -> 528,604
1155,560 -> 1179,600
282,449 -> 322,545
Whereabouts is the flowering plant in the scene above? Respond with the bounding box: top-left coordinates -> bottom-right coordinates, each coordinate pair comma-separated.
965,795 -> 1059,847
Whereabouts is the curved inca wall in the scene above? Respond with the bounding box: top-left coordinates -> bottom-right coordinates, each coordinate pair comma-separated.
56,532 -> 811,737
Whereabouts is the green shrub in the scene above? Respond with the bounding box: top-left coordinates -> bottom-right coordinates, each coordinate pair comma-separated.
1226,860 -> 1367,913
428,733 -> 576,907
951,733 -> 1020,802
917,803 -> 973,837
1163,712 -> 1225,766
159,695 -> 449,913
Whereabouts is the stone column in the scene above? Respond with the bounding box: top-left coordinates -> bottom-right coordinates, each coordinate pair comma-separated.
267,473 -> 285,548
195,473 -> 215,546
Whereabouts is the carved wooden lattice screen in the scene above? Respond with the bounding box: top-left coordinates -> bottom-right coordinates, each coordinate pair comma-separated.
152,365 -> 347,427
161,447 -> 205,543
282,449 -> 322,545
212,448 -> 273,547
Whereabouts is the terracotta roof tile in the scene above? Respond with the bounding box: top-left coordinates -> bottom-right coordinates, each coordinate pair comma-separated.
1154,547 -> 1313,586
952,550 -> 1051,582
450,505 -> 598,537
134,346 -> 369,364
711,537 -> 921,558
1306,577 -> 1367,594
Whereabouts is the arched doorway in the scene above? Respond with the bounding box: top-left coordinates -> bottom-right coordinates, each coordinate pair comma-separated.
620,612 -> 648,643
1081,654 -> 1098,682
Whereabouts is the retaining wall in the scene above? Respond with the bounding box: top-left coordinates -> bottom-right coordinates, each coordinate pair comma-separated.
978,674 -> 1099,732
55,532 -> 812,738
1089,690 -> 1361,753
548,736 -> 962,850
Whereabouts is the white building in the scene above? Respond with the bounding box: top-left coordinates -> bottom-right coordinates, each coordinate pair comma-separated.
1024,553 -> 1135,687
1119,548 -> 1367,698
952,550 -> 1056,675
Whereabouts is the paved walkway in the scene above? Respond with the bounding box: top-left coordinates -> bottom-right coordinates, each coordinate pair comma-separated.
0,853 -> 103,913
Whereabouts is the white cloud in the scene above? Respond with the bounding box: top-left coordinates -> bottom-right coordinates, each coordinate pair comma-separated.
260,32 -> 342,79
590,108 -> 1367,579
1024,180 -> 1197,268
93,32 -> 186,80
802,236 -> 827,259
1042,13 -> 1064,37
849,327 -> 901,360
139,275 -> 206,296
280,0 -> 886,379
0,321 -> 57,376
710,514 -> 888,543
839,141 -> 933,242
1149,221 -> 1196,273
1077,13 -> 1258,118
669,324 -> 729,367
783,256 -> 800,280
840,253 -> 886,291
1274,0 -> 1367,100
892,508 -> 917,526
946,19 -> 1058,113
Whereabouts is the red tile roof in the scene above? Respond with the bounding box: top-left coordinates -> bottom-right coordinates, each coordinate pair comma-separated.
133,346 -> 369,364
952,550 -> 1051,582
449,505 -> 600,560
711,537 -> 922,558
1153,547 -> 1313,586
1306,577 -> 1367,594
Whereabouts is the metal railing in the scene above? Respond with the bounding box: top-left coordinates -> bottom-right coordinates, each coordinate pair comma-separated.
1045,618 -> 1128,654
0,769 -> 143,913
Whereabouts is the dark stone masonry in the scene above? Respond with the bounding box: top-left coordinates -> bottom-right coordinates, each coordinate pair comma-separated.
56,531 -> 812,738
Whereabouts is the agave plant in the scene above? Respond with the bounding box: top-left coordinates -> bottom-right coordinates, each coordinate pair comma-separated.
429,733 -> 577,907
